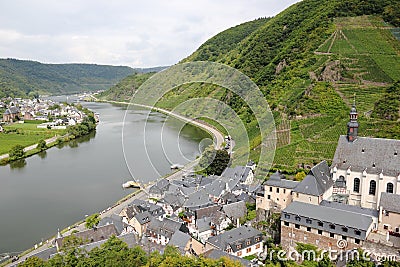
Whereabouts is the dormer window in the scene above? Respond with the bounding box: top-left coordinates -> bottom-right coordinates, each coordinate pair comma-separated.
395,151 -> 398,156
343,159 -> 346,163
295,216 -> 301,222
362,148 -> 365,153
372,163 -> 376,168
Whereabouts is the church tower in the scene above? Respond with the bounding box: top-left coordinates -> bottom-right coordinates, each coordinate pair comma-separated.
347,96 -> 359,142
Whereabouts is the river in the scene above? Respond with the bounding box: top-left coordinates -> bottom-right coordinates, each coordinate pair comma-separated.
0,100 -> 210,254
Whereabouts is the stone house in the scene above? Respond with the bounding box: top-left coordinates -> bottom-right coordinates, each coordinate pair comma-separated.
378,192 -> 400,235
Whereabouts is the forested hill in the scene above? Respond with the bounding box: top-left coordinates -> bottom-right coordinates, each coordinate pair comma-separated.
0,58 -> 134,97
101,0 -> 400,172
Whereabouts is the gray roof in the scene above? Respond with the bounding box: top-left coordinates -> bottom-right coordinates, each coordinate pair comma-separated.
379,192 -> 400,213
222,200 -> 247,221
221,166 -> 248,190
207,225 -> 262,252
320,200 -> 378,218
332,135 -> 400,176
183,189 -> 212,208
162,192 -> 185,208
203,249 -> 252,267
149,178 -> 170,195
293,161 -> 334,196
204,179 -> 226,197
168,231 -> 191,252
134,211 -> 153,225
197,217 -> 212,232
147,218 -> 188,239
131,199 -> 165,217
98,214 -> 126,235
283,201 -> 373,231
265,171 -> 299,189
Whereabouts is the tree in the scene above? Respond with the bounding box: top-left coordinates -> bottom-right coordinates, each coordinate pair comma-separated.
197,145 -> 230,175
37,140 -> 47,151
18,256 -> 47,267
85,213 -> 100,229
9,144 -> 24,160
295,171 -> 306,181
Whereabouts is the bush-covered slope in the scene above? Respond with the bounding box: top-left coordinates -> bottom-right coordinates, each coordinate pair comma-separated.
101,0 -> 400,173
0,58 -> 134,97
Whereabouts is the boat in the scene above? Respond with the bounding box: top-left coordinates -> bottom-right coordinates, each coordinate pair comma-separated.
122,180 -> 141,189
170,164 -> 184,169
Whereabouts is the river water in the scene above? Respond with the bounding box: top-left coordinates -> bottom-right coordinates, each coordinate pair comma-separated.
0,101 -> 209,254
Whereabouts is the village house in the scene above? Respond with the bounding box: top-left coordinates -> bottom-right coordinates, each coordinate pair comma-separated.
378,192 -> 400,236
2,106 -> 20,122
205,225 -> 263,258
146,218 -> 189,245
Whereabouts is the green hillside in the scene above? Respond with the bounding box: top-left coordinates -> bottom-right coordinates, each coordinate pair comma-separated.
0,58 -> 134,98
100,0 -> 400,174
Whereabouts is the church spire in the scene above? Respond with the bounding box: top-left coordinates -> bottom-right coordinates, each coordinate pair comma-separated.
347,94 -> 359,142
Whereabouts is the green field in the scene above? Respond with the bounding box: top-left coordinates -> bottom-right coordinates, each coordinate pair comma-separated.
0,122 -> 65,155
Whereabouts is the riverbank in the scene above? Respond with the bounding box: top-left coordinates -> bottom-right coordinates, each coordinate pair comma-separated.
93,98 -> 225,149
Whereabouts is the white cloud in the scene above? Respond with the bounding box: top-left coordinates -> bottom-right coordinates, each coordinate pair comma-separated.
0,0 -> 301,67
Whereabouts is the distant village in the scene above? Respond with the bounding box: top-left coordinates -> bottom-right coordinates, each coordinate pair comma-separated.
0,97 -> 98,131
9,103 -> 400,266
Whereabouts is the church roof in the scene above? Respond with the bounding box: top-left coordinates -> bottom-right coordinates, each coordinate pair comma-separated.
332,135 -> 400,177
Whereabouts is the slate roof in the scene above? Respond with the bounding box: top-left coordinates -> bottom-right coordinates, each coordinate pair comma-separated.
204,179 -> 226,197
220,166 -> 248,190
320,200 -> 378,218
162,192 -> 186,208
265,171 -> 299,189
379,192 -> 400,213
207,225 -> 262,252
192,204 -> 221,220
183,189 -> 212,209
149,178 -> 170,195
197,217 -> 212,232
98,214 -> 126,235
147,218 -> 188,239
55,224 -> 118,249
293,161 -> 334,196
283,201 -> 373,231
332,135 -> 400,176
203,249 -> 252,267
168,231 -> 191,253
222,200 -> 247,221
134,211 -> 153,225
131,199 -> 165,217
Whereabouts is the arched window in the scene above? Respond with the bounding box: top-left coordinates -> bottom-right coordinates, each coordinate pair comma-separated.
387,183 -> 394,194
369,180 -> 376,196
353,178 -> 360,193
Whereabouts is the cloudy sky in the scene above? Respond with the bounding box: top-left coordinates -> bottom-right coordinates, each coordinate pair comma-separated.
0,0 -> 301,68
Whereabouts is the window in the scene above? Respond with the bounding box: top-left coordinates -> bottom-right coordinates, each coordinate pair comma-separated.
384,225 -> 389,230
387,183 -> 394,194
237,251 -> 242,257
396,228 -> 399,233
284,189 -> 286,194
306,219 -> 312,224
353,178 -> 360,193
284,221 -> 289,226
267,195 -> 271,200
318,221 -> 323,227
246,241 -> 251,246
226,248 -> 232,253
256,244 -> 261,249
269,187 -> 272,192
295,224 -> 300,229
237,244 -> 242,249
295,216 -> 301,221
330,233 -> 335,238
355,239 -> 360,244
277,188 -> 279,193
342,227 -> 348,233
330,224 -> 335,230
307,227 -> 311,232
246,248 -> 251,253
277,198 -> 279,201
342,236 -> 347,240
369,180 -> 376,195
354,230 -> 361,236
318,230 -> 323,235
284,214 -> 290,219
255,237 -> 260,242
